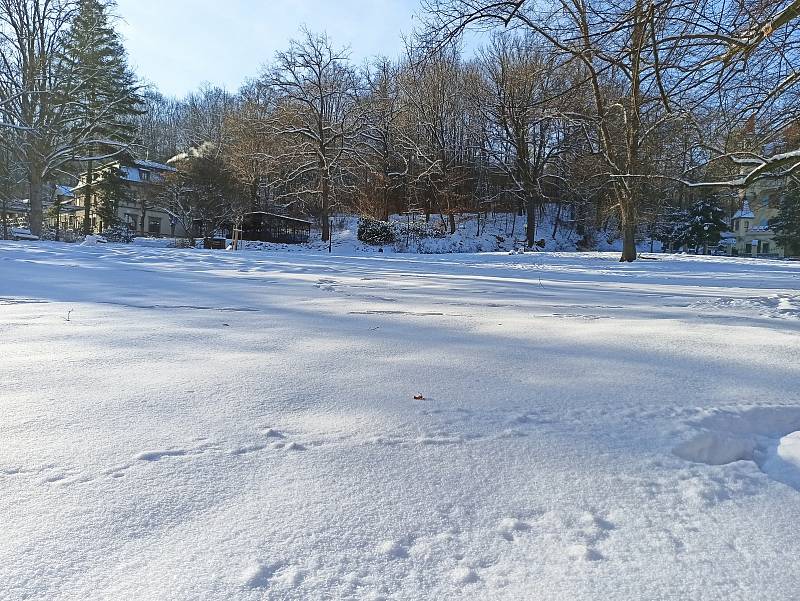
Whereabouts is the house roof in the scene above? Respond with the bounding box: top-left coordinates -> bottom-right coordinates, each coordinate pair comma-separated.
133,159 -> 177,173
56,185 -> 75,198
2,199 -> 29,213
246,212 -> 313,226
732,198 -> 755,219
1,197 -> 78,213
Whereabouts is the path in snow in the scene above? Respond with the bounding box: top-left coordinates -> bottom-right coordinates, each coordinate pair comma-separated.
1,243 -> 799,600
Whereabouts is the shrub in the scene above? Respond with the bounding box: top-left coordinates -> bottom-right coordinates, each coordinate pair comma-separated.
358,217 -> 395,245
101,225 -> 136,243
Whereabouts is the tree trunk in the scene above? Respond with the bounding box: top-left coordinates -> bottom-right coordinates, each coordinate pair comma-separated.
251,177 -> 259,212
620,217 -> 637,262
526,197 -> 537,248
382,181 -> 390,222
140,195 -> 147,236
83,160 -> 94,235
1,199 -> 8,240
321,170 -> 330,242
552,203 -> 563,240
29,170 -> 44,237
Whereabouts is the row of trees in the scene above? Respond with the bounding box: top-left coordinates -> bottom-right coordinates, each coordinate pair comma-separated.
139,4 -> 800,261
2,0 -> 799,261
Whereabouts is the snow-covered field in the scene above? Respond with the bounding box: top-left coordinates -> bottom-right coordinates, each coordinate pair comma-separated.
1,242 -> 799,600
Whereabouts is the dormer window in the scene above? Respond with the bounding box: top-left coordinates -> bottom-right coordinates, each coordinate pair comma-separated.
141,170 -> 151,182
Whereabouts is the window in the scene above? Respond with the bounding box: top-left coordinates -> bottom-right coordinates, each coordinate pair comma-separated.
763,243 -> 770,255
140,170 -> 151,182
148,217 -> 162,235
744,221 -> 750,232
733,220 -> 739,232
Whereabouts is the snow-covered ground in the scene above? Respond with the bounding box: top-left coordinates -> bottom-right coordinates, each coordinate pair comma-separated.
1,242 -> 799,600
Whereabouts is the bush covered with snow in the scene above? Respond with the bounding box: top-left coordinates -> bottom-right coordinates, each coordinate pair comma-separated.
357,217 -> 395,246
101,225 -> 136,243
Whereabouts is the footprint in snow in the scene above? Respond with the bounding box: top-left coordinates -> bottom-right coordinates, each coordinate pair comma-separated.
242,562 -> 304,590
230,443 -> 269,456
567,544 -> 604,562
377,540 -> 408,559
451,567 -> 480,585
242,563 -> 281,589
497,518 -> 530,541
136,449 -> 188,462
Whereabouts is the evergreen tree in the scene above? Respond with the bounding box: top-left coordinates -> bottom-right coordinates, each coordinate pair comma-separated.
61,0 -> 142,234
659,198 -> 728,252
771,186 -> 800,256
94,166 -> 132,229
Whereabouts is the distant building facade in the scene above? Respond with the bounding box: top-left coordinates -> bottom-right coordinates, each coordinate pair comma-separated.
1,185 -> 81,240
726,177 -> 786,258
72,157 -> 181,236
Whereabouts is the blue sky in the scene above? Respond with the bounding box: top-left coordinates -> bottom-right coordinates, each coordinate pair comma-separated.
115,0 -> 422,97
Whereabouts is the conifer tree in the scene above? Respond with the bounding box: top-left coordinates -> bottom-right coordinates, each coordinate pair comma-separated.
659,198 -> 729,253
61,0 -> 142,234
772,187 -> 800,256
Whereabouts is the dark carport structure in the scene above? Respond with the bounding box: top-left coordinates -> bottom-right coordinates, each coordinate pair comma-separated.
242,212 -> 312,244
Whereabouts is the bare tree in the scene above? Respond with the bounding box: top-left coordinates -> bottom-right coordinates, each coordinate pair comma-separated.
0,0 -> 76,235
478,33 -> 577,246
259,30 -> 366,241
419,0 -> 800,260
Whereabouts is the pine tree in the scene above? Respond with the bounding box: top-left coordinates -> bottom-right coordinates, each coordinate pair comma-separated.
659,198 -> 728,253
771,186 -> 800,256
94,166 -> 132,230
61,0 -> 142,234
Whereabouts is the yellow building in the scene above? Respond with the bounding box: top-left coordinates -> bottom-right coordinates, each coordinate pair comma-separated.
728,178 -> 785,258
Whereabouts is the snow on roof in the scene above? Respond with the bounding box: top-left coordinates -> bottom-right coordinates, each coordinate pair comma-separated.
732,198 -> 755,219
134,159 -> 177,172
247,211 -> 314,225
3,199 -> 29,213
56,185 -> 74,198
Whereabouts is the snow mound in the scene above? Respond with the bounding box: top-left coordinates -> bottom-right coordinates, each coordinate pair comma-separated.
674,407 -> 800,490
760,432 -> 800,491
691,294 -> 800,321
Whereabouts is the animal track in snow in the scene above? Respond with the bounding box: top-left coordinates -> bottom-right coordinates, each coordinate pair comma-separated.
451,566 -> 479,585
231,428 -> 307,454
377,540 -> 409,559
241,561 -> 305,591
549,313 -> 610,320
136,449 -> 188,462
497,518 -> 530,541
315,279 -> 337,292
